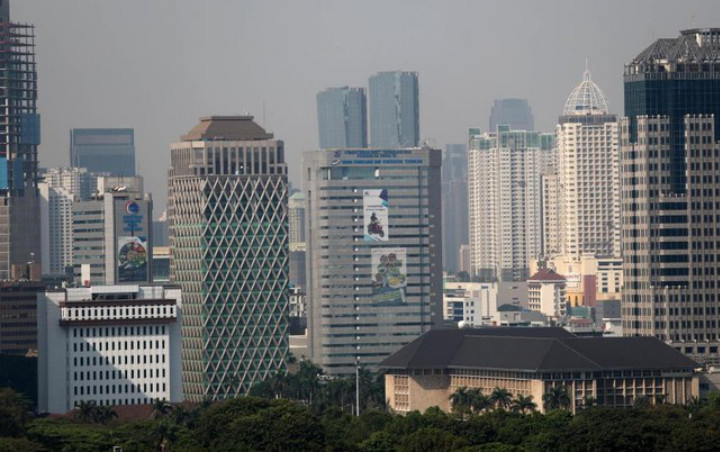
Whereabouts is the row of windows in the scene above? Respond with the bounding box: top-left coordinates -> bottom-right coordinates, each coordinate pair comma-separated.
74,367 -> 166,382
73,325 -> 167,338
73,353 -> 166,367
73,382 -> 166,396
73,339 -> 166,353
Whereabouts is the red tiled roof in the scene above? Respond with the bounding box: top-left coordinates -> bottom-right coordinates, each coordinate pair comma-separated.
528,268 -> 566,281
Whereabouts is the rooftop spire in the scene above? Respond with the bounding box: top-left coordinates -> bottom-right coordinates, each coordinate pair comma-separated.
563,64 -> 609,116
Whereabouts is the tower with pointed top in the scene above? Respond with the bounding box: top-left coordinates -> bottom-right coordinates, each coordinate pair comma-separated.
554,67 -> 620,259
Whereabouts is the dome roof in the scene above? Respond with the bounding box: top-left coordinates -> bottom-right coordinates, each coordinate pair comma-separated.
563,67 -> 609,116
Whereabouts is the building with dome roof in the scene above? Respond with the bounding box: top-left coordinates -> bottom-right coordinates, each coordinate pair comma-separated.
550,67 -> 620,261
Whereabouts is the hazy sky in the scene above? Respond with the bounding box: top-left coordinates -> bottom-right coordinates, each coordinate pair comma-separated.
14,0 -> 720,216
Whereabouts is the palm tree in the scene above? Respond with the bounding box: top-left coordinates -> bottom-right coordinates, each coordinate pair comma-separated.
95,406 -> 117,424
633,395 -> 651,410
542,385 -> 572,412
467,388 -> 490,414
511,395 -> 537,414
170,405 -> 191,426
655,394 -> 668,405
490,387 -> 512,410
152,399 -> 173,419
74,400 -> 97,423
686,396 -> 705,418
449,387 -> 471,417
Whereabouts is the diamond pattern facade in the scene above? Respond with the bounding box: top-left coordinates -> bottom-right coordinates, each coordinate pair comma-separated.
169,116 -> 289,401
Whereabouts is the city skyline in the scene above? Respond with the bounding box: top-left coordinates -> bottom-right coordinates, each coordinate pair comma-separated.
14,1 -> 720,215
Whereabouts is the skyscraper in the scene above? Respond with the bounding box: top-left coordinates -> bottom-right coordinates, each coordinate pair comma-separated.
442,144 -> 468,273
621,28 -> 720,363
70,128 -> 135,176
369,71 -> 419,147
304,147 -> 442,375
39,167 -> 96,275
0,1 -> 41,280
72,176 -> 151,286
317,87 -> 367,148
557,68 -> 620,259
168,116 -> 289,399
468,127 -> 554,281
489,98 -> 534,132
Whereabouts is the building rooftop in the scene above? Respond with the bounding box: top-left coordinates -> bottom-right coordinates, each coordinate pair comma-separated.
631,28 -> 720,65
563,67 -> 609,116
181,116 -> 273,141
528,268 -> 566,282
380,328 -> 698,372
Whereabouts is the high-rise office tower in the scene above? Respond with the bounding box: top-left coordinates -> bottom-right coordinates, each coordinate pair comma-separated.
304,147 -> 442,375
468,126 -> 554,282
622,28 -> 720,363
39,167 -> 97,275
489,99 -> 534,132
0,1 -> 41,280
168,116 -> 289,399
442,144 -> 468,273
288,192 -> 306,289
72,176 -> 151,286
70,128 -> 135,176
317,87 -> 367,148
557,68 -> 620,259
369,71 -> 419,147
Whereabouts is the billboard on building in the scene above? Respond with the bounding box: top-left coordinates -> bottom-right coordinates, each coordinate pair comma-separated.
117,236 -> 148,282
115,199 -> 150,282
371,248 -> 407,304
364,189 -> 388,242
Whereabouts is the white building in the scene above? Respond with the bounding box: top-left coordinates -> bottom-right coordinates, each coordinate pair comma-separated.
527,269 -> 567,319
468,126 -> 554,281
556,68 -> 620,259
39,167 -> 97,275
72,176 -> 152,286
37,285 -> 182,414
443,282 -> 500,326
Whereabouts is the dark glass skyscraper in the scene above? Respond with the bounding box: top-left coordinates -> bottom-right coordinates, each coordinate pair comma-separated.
369,71 -> 419,148
70,128 -> 135,176
0,1 -> 41,280
489,99 -> 534,132
317,87 -> 367,148
442,144 -> 468,273
622,28 -> 720,363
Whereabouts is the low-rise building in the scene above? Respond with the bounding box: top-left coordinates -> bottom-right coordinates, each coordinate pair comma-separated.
381,328 -> 698,414
527,269 -> 567,318
37,285 -> 182,414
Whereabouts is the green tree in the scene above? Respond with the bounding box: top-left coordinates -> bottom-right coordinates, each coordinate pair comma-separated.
542,385 -> 571,411
0,388 -> 31,437
450,387 -> 471,417
94,405 -> 117,425
152,399 -> 173,419
468,388 -> 491,414
73,400 -> 98,424
490,387 -> 512,410
511,395 -> 536,414
398,426 -> 467,452
633,395 -> 651,410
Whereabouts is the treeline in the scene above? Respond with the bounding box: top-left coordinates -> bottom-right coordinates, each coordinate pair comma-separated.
4,386 -> 720,451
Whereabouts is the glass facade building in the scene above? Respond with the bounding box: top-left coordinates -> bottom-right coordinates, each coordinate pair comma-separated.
621,28 -> 720,363
317,87 -> 367,148
304,147 -> 442,375
489,98 -> 534,132
168,116 -> 289,400
368,71 -> 419,148
70,128 -> 135,176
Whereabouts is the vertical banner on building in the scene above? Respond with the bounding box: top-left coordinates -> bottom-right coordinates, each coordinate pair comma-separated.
115,200 -> 150,282
117,236 -> 148,282
364,189 -> 389,242
371,248 -> 407,304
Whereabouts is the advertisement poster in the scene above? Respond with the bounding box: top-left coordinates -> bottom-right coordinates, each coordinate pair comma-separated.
363,189 -> 389,242
117,236 -> 148,282
371,248 -> 407,305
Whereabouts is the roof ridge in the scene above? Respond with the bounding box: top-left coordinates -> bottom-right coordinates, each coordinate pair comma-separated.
555,338 -> 603,369
536,337 -> 602,371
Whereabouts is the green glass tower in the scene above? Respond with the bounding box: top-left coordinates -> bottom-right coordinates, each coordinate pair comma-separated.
168,116 -> 289,400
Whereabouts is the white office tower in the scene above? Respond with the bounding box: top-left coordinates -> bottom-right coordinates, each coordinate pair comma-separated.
557,68 -> 620,259
39,167 -> 97,275
304,147 -> 443,375
468,126 -> 554,282
37,285 -> 183,414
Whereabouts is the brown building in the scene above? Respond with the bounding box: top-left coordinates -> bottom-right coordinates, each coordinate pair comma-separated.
0,281 -> 45,355
381,328 -> 699,414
